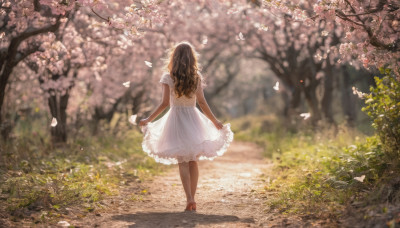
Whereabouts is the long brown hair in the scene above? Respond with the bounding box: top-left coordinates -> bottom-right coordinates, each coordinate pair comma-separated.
167,42 -> 200,98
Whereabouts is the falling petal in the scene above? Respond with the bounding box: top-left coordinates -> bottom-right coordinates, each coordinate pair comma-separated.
255,23 -> 269,31
123,29 -> 129,36
57,221 -> 70,227
51,117 -> 58,127
239,172 -> 252,177
129,114 -> 137,125
239,32 -> 245,40
300,113 -> 311,120
321,30 -> 329,36
123,81 -> 130,88
273,81 -> 279,91
227,8 -> 239,14
237,32 -> 245,41
95,72 -> 102,81
144,61 -> 152,68
354,175 -> 365,182
260,25 -> 269,31
202,37 -> 208,45
352,86 -> 366,99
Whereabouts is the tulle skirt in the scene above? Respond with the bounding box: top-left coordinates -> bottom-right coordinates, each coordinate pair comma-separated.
141,106 -> 234,165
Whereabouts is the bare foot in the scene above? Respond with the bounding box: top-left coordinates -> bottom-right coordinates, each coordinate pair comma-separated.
185,202 -> 196,212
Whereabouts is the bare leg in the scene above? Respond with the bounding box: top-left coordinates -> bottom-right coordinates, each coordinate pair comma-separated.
189,161 -> 199,201
178,162 -> 193,203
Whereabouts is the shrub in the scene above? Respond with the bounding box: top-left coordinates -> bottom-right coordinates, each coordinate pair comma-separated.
362,71 -> 400,166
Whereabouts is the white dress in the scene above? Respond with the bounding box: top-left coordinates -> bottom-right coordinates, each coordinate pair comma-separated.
142,73 -> 234,165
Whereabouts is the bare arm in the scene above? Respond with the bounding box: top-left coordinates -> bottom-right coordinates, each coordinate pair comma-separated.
139,84 -> 170,126
196,84 -> 223,130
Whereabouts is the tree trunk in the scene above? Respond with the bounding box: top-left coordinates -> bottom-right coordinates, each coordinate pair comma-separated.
340,65 -> 356,126
303,81 -> 322,123
0,61 -> 13,140
290,87 -> 302,114
48,91 -> 69,143
90,117 -> 100,136
281,84 -> 302,118
321,62 -> 335,124
281,90 -> 290,117
90,98 -> 121,136
0,17 -> 62,140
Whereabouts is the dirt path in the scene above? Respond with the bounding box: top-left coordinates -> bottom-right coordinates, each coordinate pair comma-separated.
74,142 -> 277,227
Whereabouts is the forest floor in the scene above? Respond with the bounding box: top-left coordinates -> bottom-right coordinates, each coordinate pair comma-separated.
62,142 -> 317,228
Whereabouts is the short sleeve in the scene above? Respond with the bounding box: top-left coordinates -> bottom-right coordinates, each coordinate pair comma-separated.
160,73 -> 172,86
197,72 -> 206,88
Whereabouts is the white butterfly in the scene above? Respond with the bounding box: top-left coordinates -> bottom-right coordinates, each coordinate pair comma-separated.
273,81 -> 279,91
51,117 -> 58,127
300,113 -> 311,120
144,61 -> 152,68
354,175 -> 365,182
122,81 -> 130,88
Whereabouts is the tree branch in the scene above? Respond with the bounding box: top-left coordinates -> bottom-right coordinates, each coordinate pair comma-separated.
15,43 -> 41,64
2,16 -> 62,70
91,8 -> 109,22
34,0 -> 41,11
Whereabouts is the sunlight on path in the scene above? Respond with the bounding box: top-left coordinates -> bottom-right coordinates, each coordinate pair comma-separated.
74,142 -> 273,227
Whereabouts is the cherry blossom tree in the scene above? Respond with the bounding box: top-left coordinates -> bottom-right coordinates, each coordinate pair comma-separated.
4,0 -> 394,142
0,0 -> 164,140
223,0 -> 393,123
314,0 -> 399,77
247,0 -> 399,76
233,0 -> 343,123
0,0 -> 71,128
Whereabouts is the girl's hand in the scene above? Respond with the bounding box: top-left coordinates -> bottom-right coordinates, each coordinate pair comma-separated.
139,118 -> 149,126
213,120 -> 223,130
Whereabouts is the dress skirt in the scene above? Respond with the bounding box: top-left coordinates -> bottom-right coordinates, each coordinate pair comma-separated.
142,106 -> 234,165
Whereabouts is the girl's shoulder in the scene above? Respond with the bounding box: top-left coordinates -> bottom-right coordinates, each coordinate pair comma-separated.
197,71 -> 206,88
160,72 -> 173,86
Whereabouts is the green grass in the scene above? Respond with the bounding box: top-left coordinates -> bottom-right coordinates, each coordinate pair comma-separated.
230,114 -> 297,157
0,118 -> 164,223
231,115 -> 399,221
265,130 -> 366,218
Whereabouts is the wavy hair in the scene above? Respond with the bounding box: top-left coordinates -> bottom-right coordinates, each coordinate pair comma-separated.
167,42 -> 200,98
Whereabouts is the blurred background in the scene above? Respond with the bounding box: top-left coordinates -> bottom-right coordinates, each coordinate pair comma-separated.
1,1 -> 379,143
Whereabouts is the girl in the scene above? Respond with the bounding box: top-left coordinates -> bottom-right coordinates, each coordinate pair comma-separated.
139,42 -> 233,212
